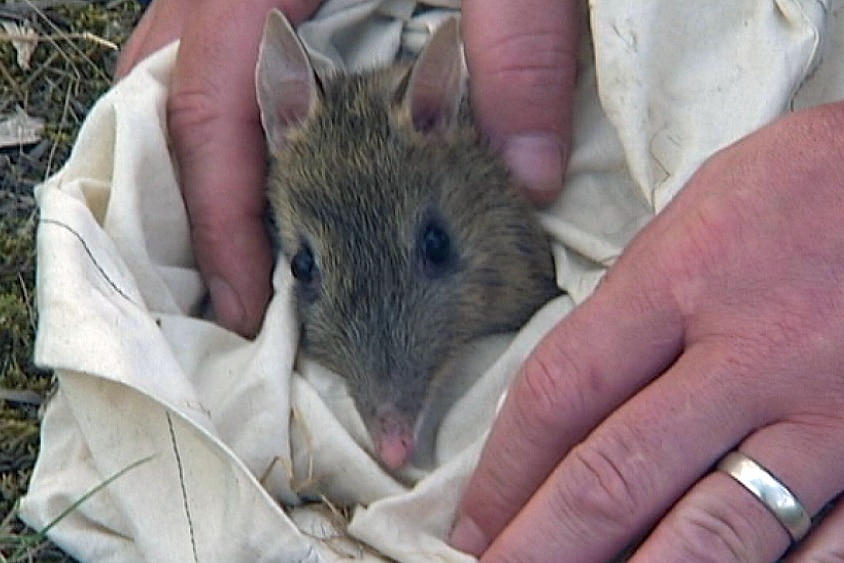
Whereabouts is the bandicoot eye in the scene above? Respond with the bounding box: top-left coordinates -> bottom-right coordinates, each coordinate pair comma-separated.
423,223 -> 450,266
291,245 -> 316,283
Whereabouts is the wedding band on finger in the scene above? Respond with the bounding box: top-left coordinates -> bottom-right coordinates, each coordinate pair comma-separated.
717,451 -> 811,543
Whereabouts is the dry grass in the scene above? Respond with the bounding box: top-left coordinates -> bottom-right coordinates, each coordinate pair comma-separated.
0,1 -> 142,560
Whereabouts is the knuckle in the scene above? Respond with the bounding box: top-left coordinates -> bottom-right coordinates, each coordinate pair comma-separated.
663,500 -> 761,563
801,550 -> 844,563
489,29 -> 573,81
673,195 -> 743,281
660,195 -> 754,318
474,27 -> 576,111
558,432 -> 653,533
514,339 -> 590,437
166,88 -> 223,147
463,463 -> 521,533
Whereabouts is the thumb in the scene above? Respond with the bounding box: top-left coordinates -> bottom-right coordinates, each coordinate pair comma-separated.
115,0 -> 187,79
167,0 -> 320,336
462,0 -> 580,205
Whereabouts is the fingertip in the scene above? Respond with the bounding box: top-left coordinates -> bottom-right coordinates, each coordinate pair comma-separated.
114,49 -> 133,80
208,275 -> 259,337
114,0 -> 185,81
450,515 -> 489,557
502,133 -> 567,205
462,0 -> 579,206
114,15 -> 150,80
201,235 -> 273,339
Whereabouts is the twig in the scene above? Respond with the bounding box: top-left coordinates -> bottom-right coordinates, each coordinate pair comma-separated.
17,266 -> 37,333
0,31 -> 119,52
0,0 -> 111,15
20,49 -> 59,92
43,70 -> 74,179
0,58 -> 22,97
0,388 -> 42,406
23,0 -> 113,83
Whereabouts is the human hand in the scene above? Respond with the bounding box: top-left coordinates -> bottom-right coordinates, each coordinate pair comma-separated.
462,0 -> 579,205
116,0 -> 321,337
451,101 -> 844,560
115,0 -> 574,335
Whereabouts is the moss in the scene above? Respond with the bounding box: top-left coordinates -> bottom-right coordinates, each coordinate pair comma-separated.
0,213 -> 56,561
1,2 -> 143,560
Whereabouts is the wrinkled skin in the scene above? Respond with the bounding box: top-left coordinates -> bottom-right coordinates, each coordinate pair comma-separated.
451,102 -> 844,561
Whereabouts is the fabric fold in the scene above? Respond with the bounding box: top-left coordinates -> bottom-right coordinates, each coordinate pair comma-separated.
21,1 -> 838,561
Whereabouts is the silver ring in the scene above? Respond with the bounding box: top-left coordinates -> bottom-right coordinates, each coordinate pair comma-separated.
717,451 -> 811,543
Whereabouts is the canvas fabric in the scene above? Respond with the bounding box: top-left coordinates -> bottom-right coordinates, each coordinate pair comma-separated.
20,1 -> 842,561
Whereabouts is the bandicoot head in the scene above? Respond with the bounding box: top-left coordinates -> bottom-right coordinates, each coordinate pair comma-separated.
257,11 -> 559,470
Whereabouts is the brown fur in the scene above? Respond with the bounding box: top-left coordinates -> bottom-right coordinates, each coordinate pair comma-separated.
260,14 -> 560,466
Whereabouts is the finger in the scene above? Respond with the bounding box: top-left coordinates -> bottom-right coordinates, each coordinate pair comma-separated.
475,341 -> 753,562
462,0 -> 580,204
634,420 -> 844,562
115,0 -> 188,79
452,100 -> 844,559
450,252 -> 686,556
477,331 -> 844,562
167,0 -> 320,336
475,348 -> 777,561
450,169 -> 725,555
786,496 -> 844,561
635,473 -> 790,563
169,112 -> 274,337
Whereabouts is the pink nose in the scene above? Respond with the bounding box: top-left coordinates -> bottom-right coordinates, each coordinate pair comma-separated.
374,412 -> 416,470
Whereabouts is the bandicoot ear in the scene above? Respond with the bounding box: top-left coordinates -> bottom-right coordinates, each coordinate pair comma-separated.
403,17 -> 464,134
256,9 -> 319,152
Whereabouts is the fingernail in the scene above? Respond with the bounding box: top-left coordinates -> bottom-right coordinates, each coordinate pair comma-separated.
502,133 -> 565,196
449,516 -> 488,556
208,276 -> 246,334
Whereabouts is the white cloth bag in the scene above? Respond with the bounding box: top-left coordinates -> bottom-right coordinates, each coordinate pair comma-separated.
20,1 -> 839,561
